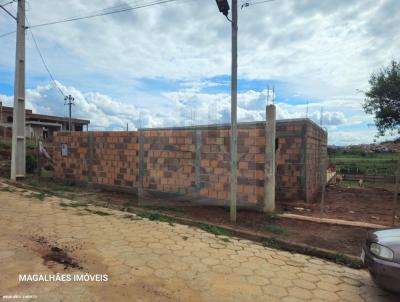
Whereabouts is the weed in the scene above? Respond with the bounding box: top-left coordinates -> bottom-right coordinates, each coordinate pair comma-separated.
262,237 -> 282,249
0,186 -> 14,192
266,212 -> 280,221
142,205 -> 184,213
123,200 -> 137,208
60,202 -> 88,208
182,236 -> 189,241
0,141 -> 11,150
27,192 -> 46,201
264,225 -> 288,236
199,223 -> 233,237
220,238 -> 230,243
334,254 -> 363,268
137,211 -> 176,225
84,209 -> 112,216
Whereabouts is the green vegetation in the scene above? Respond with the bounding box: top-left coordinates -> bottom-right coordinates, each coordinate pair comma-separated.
137,211 -> 176,225
363,60 -> 400,137
199,223 -> 233,237
262,237 -> 282,249
122,200 -> 137,208
84,209 -> 112,216
0,186 -> 14,192
264,225 -> 288,236
27,192 -> 46,201
142,205 -> 184,214
333,254 -> 363,269
330,153 -> 398,175
25,155 -> 37,174
60,202 -> 88,208
0,141 -> 11,150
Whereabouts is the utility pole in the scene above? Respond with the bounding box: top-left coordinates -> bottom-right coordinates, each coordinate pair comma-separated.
230,0 -> 238,223
215,0 -> 238,223
10,0 -> 26,181
64,95 -> 75,132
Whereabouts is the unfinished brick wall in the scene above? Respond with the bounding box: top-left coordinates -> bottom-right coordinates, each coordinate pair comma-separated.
54,131 -> 139,188
53,119 -> 327,205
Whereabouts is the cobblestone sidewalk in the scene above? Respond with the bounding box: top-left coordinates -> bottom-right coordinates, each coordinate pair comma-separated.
0,183 -> 398,301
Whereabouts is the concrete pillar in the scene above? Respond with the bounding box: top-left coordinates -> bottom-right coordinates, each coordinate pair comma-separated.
138,130 -> 145,204
264,105 -> 276,213
195,129 -> 202,191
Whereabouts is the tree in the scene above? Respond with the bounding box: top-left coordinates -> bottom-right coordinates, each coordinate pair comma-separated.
363,60 -> 400,137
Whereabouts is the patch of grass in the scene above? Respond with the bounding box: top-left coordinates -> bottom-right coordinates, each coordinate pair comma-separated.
333,254 -> 363,268
27,192 -> 46,201
262,237 -> 282,249
142,205 -> 184,213
137,211 -> 176,225
0,141 -> 11,150
84,209 -> 112,216
266,212 -> 281,221
123,200 -> 137,208
60,202 -> 88,208
199,223 -> 233,237
264,225 -> 288,236
0,186 -> 15,192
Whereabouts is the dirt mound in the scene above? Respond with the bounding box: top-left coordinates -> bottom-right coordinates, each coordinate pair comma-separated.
43,246 -> 82,270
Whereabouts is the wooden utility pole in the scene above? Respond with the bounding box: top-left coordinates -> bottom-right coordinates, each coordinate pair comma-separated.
230,0 -> 238,223
11,0 -> 26,181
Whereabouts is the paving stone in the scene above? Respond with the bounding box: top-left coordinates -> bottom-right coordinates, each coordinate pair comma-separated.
0,186 -> 398,302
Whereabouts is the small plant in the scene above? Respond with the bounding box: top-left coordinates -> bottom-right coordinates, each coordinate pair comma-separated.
142,205 -> 184,213
27,192 -> 46,201
264,225 -> 288,236
137,211 -> 176,225
123,200 -> 137,208
199,223 -> 233,237
0,141 -> 11,150
84,209 -> 112,216
0,186 -> 14,192
262,237 -> 281,249
60,202 -> 88,208
26,155 -> 37,174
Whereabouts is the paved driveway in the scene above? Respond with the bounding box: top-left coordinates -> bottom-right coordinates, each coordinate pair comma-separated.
0,183 -> 398,302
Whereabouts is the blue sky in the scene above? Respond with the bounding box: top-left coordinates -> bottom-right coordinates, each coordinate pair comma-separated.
0,0 -> 399,145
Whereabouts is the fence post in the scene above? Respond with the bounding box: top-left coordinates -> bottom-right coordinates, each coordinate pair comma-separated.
264,105 -> 276,213
195,129 -> 202,191
392,160 -> 400,226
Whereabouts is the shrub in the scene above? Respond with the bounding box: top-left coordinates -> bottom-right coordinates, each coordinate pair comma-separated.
26,155 -> 37,174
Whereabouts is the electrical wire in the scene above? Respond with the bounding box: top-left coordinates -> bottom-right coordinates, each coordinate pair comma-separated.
28,0 -> 182,29
0,30 -> 15,38
0,0 -> 16,7
26,17 -> 65,97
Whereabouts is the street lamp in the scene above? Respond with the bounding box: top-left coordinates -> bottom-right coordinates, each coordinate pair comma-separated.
215,0 -> 230,17
215,0 -> 238,223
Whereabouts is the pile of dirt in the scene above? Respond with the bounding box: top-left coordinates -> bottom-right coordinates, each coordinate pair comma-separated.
43,246 -> 82,270
32,236 -> 83,270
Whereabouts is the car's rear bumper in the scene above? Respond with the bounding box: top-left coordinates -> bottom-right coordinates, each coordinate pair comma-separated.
362,245 -> 400,293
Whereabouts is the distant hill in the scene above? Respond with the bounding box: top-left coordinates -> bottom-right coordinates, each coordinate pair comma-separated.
329,140 -> 400,155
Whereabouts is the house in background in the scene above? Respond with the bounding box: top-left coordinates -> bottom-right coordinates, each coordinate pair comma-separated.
0,102 -> 90,140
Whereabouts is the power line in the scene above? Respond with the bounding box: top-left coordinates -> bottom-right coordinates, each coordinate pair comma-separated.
26,17 -> 65,97
28,0 -> 182,29
0,30 -> 15,38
